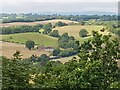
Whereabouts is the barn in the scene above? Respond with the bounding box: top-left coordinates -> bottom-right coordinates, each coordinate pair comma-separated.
38,46 -> 54,52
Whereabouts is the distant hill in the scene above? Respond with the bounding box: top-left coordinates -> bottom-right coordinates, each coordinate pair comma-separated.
0,19 -> 79,27
38,11 -> 117,15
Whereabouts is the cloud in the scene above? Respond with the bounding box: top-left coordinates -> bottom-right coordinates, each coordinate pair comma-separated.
1,1 -> 118,13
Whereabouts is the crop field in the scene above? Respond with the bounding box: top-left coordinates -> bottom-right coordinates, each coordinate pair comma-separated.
0,19 -> 79,27
0,41 -> 49,59
0,33 -> 58,47
53,25 -> 109,39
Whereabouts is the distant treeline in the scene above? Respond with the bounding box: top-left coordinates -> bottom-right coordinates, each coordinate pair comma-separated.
1,13 -> 118,23
1,21 -> 68,34
1,24 -> 43,34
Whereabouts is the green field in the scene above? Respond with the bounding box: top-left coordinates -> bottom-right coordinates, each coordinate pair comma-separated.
0,33 -> 58,47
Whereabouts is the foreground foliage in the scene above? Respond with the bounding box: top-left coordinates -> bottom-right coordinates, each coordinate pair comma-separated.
2,31 -> 120,89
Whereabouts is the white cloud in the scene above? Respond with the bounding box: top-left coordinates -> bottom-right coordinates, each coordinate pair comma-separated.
1,0 -> 118,13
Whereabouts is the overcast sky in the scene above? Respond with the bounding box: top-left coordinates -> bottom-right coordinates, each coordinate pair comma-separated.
0,0 -> 119,14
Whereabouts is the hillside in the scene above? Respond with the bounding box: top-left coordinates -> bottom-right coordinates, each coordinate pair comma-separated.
0,33 -> 58,47
53,25 -> 105,39
0,19 -> 79,27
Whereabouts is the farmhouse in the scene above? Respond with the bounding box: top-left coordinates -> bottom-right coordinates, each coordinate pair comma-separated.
38,46 -> 54,52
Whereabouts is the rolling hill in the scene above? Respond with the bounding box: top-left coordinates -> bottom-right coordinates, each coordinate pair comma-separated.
53,25 -> 112,42
53,25 -> 105,38
0,33 -> 58,47
0,19 -> 79,27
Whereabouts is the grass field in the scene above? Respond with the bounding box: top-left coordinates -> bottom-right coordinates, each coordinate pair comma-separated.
0,41 -> 49,59
0,33 -> 58,47
54,25 -> 107,37
0,19 -> 79,27
53,25 -> 112,43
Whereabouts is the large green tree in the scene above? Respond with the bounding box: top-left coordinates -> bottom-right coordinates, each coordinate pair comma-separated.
25,40 -> 35,50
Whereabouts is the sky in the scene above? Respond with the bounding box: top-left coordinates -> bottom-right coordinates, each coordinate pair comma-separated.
0,0 -> 119,14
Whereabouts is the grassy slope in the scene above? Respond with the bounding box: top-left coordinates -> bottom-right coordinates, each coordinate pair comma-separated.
53,25 -> 107,43
0,33 -> 58,47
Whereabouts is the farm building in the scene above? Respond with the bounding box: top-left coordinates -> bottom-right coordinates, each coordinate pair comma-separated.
38,46 -> 54,52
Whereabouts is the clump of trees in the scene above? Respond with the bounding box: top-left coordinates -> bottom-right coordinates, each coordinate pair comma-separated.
58,33 -> 79,49
29,54 -> 49,63
51,33 -> 80,57
2,24 -> 43,34
52,48 -> 61,56
79,29 -> 89,37
25,40 -> 35,50
49,30 -> 60,38
55,21 -> 68,27
42,23 -> 52,34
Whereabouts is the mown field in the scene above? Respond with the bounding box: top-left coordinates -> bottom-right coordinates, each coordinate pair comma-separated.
0,33 -> 58,47
0,41 -> 49,59
0,19 -> 78,27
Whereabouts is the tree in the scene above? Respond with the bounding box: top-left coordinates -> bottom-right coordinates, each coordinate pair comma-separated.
79,29 -> 88,37
53,48 -> 60,56
43,23 -> 52,34
49,30 -> 60,37
13,51 -> 22,60
55,21 -> 67,27
79,20 -> 85,25
59,50 -> 69,57
38,54 -> 49,61
25,40 -> 35,50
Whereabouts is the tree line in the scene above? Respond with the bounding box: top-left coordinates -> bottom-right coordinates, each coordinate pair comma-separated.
1,13 -> 118,23
1,21 -> 67,35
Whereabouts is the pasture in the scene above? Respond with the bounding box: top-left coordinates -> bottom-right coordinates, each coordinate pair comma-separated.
0,33 -> 58,47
